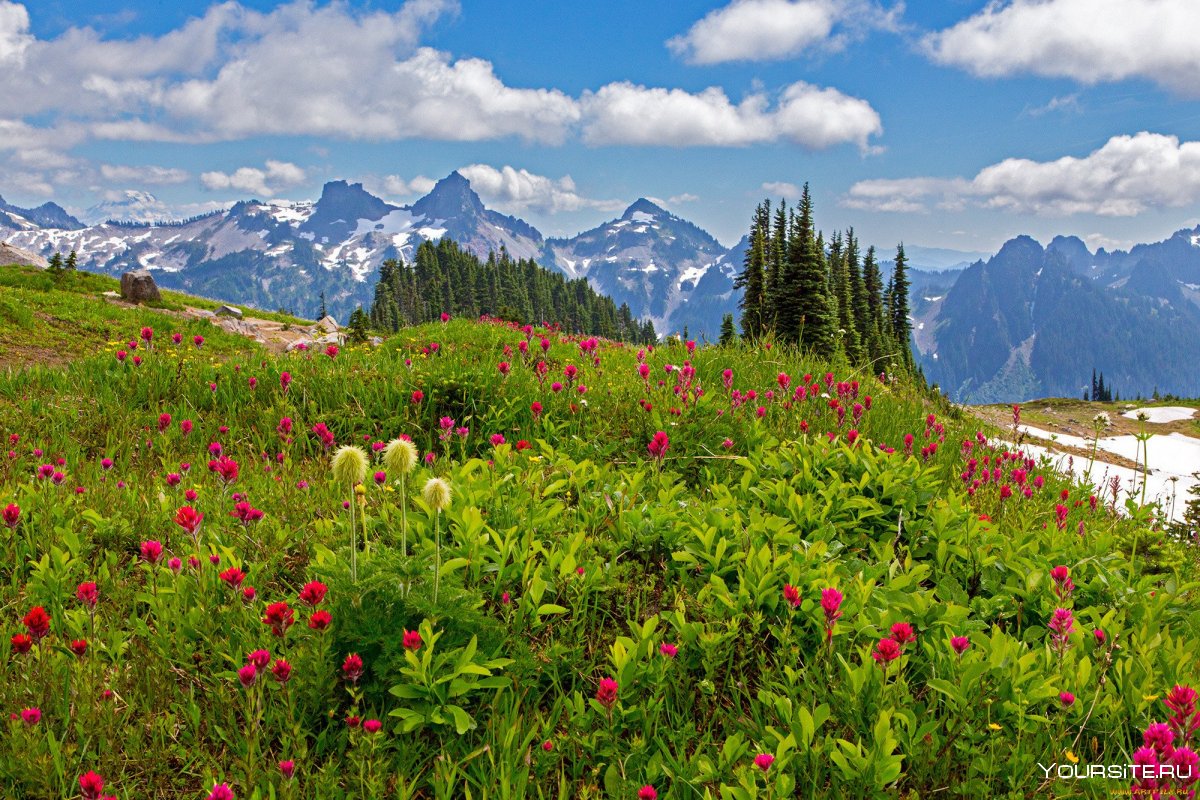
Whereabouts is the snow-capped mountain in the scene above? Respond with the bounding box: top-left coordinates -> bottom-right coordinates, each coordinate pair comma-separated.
2,173 -> 738,335
542,199 -> 740,337
83,191 -> 181,225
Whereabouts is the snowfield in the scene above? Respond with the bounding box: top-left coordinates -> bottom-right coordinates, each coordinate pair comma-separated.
1121,406 -> 1197,423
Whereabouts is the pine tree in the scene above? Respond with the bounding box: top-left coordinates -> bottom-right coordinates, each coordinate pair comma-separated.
828,231 -> 861,360
778,184 -> 836,356
719,313 -> 736,346
1091,368 -> 1099,402
766,201 -> 788,329
890,243 -> 912,365
47,252 -> 64,276
735,208 -> 769,339
347,306 -> 370,344
65,250 -> 77,271
862,245 -> 885,364
845,228 -> 869,363
318,291 -> 328,320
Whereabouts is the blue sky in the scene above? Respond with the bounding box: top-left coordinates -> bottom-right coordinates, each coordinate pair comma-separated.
4,0 -> 1200,254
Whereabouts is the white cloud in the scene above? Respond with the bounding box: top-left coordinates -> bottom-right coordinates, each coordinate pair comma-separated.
457,164 -> 623,214
367,174 -> 437,200
669,192 -> 700,204
581,81 -> 881,150
762,181 -> 802,199
200,160 -> 306,197
842,132 -> 1200,216
1083,233 -> 1135,252
668,0 -> 901,64
1024,93 -> 1081,117
99,164 -> 189,185
0,0 -> 32,64
923,0 -> 1200,94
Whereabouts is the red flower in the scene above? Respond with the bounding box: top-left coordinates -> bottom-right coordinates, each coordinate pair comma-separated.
363,719 -> 382,733
325,344 -> 339,358
754,753 -> 775,771
530,401 -> 543,420
342,653 -> 363,683
70,639 -> 88,657
173,506 -> 203,536
247,649 -> 271,670
596,677 -> 618,708
207,455 -> 239,484
308,610 -> 332,630
140,540 -> 163,564
79,771 -> 105,800
262,602 -> 295,637
219,567 -> 246,589
402,629 -> 422,651
279,760 -> 295,779
872,637 -> 902,665
950,636 -> 971,656
782,584 -> 801,608
638,787 -> 657,800
271,658 -> 292,684
346,715 -> 361,729
647,431 -> 670,460
890,622 -> 916,646
208,783 -> 234,800
20,707 -> 40,725
23,605 -> 50,642
76,581 -> 98,609
298,580 -> 328,607
10,633 -> 32,653
237,663 -> 258,687
411,390 -> 424,404
2,503 -> 18,528
515,440 -> 531,451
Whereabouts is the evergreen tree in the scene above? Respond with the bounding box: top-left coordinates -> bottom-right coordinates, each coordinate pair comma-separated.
862,245 -> 885,364
778,184 -> 836,356
47,252 -> 64,276
828,231 -> 861,360
347,306 -> 370,344
890,244 -> 912,364
766,201 -> 788,328
1091,368 -> 1099,402
845,229 -> 869,363
318,291 -> 327,320
734,206 -> 769,339
65,250 -> 77,271
719,313 -> 736,346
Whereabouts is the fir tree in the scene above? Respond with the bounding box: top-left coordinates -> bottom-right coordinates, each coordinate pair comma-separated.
318,291 -> 328,320
65,250 -> 77,271
347,306 -> 370,344
734,207 -> 769,339
779,184 -> 836,356
862,245 -> 885,364
719,313 -> 736,346
890,243 -> 912,364
47,252 -> 64,276
845,229 -> 869,363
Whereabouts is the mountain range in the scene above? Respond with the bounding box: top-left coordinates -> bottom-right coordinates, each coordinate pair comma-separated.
4,174 -> 1200,401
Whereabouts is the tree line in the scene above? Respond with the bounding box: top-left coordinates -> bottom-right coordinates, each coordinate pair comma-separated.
367,237 -> 656,344
729,184 -> 914,372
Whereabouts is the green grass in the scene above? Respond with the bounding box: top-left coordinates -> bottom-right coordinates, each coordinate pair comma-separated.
0,277 -> 1195,799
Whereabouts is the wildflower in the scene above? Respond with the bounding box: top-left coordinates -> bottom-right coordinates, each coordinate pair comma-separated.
342,653 -> 364,683
311,422 -> 335,449
596,677 -> 619,708
1145,722 -> 1175,754
279,760 -> 295,779
331,445 -> 368,489
423,478 -> 452,511
208,783 -> 234,800
490,433 -> 506,446
821,588 -> 844,639
531,401 -> 543,420
346,715 -> 361,728
647,431 -> 670,460
872,637 -> 902,665
515,440 -> 531,451
280,371 -> 292,392
659,642 -> 678,658
209,455 -> 239,484
242,586 -> 256,602
1094,629 -> 1106,645
383,438 -> 418,475
77,582 -> 99,608
1059,691 -> 1076,707
950,636 -> 971,656
1048,608 -> 1074,655
372,470 -> 386,485
24,605 -> 50,642
411,390 -> 424,404
262,602 -> 295,637
2,503 -> 18,528
10,633 -> 31,653
79,771 -> 105,800
308,610 -> 332,630
20,707 -> 40,725
890,622 -> 916,646
402,629 -> 423,650
1165,684 -> 1200,738
70,639 -> 88,657
219,568 -> 246,588
173,506 -> 203,536
754,753 -> 775,772
271,658 -> 292,684
782,584 -> 801,608
237,663 -> 258,687
325,344 -> 339,358
246,649 -> 271,670
1050,565 -> 1074,601
722,438 -> 733,449
363,719 -> 382,733
541,740 -> 553,752
638,787 -> 657,800
298,580 -> 328,607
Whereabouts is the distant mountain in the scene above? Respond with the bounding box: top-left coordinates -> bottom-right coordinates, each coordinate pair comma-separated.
917,231 -> 1200,402
84,191 -> 188,226
1,175 -> 734,332
885,244 -> 989,272
541,198 -> 739,338
0,195 -> 83,232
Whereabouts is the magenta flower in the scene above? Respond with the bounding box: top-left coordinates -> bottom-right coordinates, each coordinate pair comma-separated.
820,588 -> 843,639
140,540 -> 163,564
890,622 -> 916,646
637,786 -> 657,800
2,503 -> 18,528
237,663 -> 258,687
402,629 -> 423,651
647,431 -> 670,460
872,637 -> 902,665
754,753 -> 775,772
1059,691 -> 1075,707
342,653 -> 364,683
208,784 -> 234,800
363,719 -> 382,733
659,642 -> 678,658
20,707 -> 40,725
950,636 -> 970,656
596,677 -> 619,708
279,760 -> 295,779
782,584 -> 801,609
78,771 -> 105,800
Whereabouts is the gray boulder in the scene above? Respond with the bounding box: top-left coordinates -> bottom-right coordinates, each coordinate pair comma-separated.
119,270 -> 161,304
316,315 -> 340,333
215,305 -> 243,319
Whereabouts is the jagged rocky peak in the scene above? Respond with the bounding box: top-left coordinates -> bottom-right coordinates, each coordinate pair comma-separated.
622,197 -> 668,219
411,171 -> 486,221
1046,235 -> 1093,273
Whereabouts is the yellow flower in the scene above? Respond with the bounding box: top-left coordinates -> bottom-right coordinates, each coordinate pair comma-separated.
1065,750 -> 1079,764
988,723 -> 1001,731
1144,694 -> 1160,702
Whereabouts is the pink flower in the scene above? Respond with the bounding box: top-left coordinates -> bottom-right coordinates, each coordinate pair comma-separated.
782,584 -> 801,608
541,740 -> 553,752
174,506 -> 203,536
262,602 -> 295,637
342,653 -> 364,683
1059,691 -> 1075,707
950,636 -> 970,656
325,345 -> 339,358
890,622 -> 916,646
637,786 -> 657,800
872,637 -> 902,665
298,580 -> 328,607
20,707 -> 40,725
280,371 -> 292,392
821,588 -> 843,639
308,610 -> 332,630
279,760 -> 295,779
754,753 -> 775,772
77,581 -> 99,608
237,663 -> 258,687
140,540 -> 163,564
271,658 -> 292,684
531,401 -> 543,420
647,431 -> 670,460
402,629 -> 423,651
79,771 -> 105,800
208,784 -> 234,800
659,642 -> 678,658
596,677 -> 618,708
2,503 -> 18,528
363,719 -> 382,733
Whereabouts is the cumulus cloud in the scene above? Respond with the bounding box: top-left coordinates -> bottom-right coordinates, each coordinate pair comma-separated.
668,0 -> 901,64
99,164 -> 189,185
457,164 -> 624,214
0,0 -> 32,64
762,181 -> 802,199
669,193 -> 700,204
842,132 -> 1200,216
200,160 -> 306,197
581,81 -> 881,150
923,0 -> 1200,94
